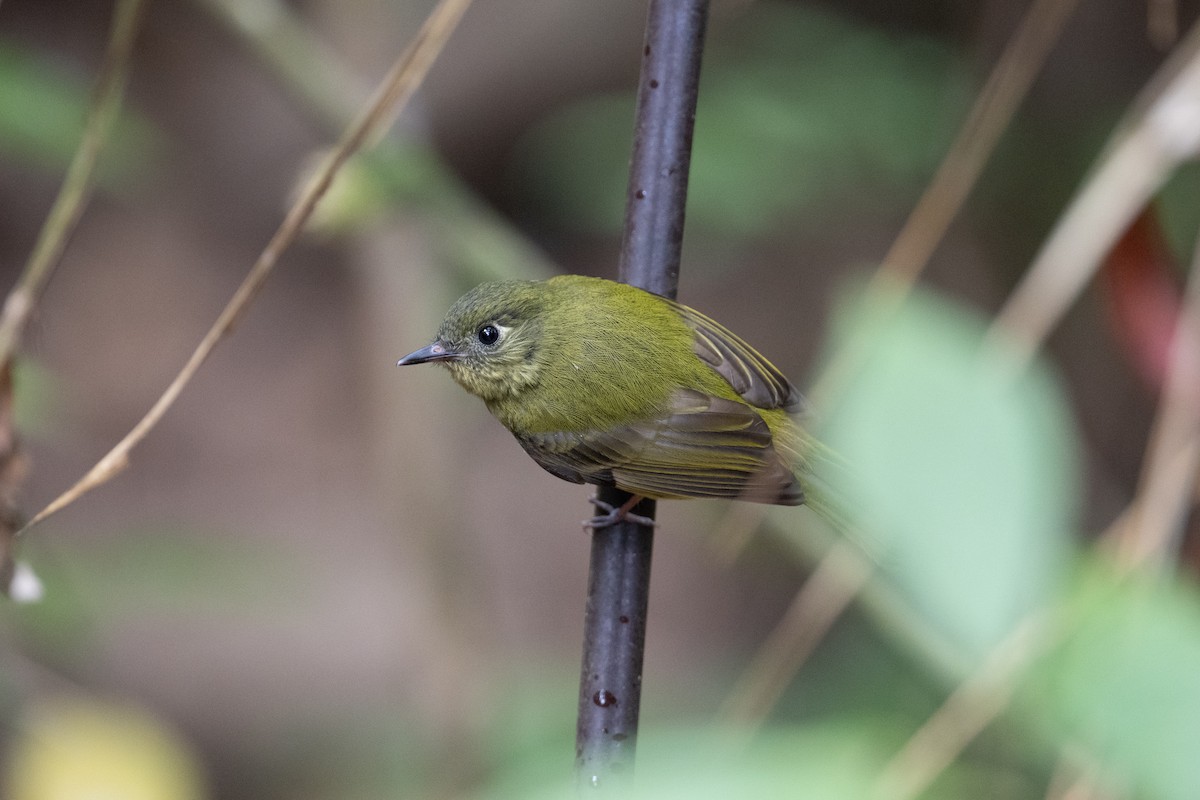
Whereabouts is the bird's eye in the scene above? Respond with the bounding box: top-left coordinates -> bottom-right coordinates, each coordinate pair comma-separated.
477,324 -> 501,346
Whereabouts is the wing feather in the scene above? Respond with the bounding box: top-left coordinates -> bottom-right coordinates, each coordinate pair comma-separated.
670,300 -> 803,412
516,389 -> 803,505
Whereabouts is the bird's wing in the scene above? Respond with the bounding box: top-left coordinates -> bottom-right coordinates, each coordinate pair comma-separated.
668,300 -> 803,412
516,388 -> 803,504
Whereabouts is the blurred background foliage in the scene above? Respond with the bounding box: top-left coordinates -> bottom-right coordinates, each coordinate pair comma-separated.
0,0 -> 1198,798
0,39 -> 160,184
512,5 -> 972,239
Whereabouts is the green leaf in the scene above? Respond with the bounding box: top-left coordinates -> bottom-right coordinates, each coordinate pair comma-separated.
496,723 -> 888,800
490,720 -> 1043,800
1025,563 -> 1200,800
816,285 -> 1079,661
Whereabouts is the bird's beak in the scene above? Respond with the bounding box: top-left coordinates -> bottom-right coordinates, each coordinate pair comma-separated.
396,341 -> 463,366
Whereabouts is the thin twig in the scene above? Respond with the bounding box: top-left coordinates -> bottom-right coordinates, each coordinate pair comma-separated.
1043,748 -> 1122,800
198,0 -> 558,285
712,0 -> 1080,561
715,0 -> 1080,730
0,0 -> 148,365
811,0 -> 1081,411
873,0 -> 1082,290
871,430 -> 1196,800
19,0 -> 474,534
0,0 -> 148,593
988,17 -> 1200,368
1112,223 -> 1200,569
719,539 -> 872,727
834,18 -> 1200,800
868,40 -> 1200,783
869,613 -> 1062,800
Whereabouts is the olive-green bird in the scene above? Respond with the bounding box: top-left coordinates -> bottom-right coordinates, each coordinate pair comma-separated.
397,274 -> 809,526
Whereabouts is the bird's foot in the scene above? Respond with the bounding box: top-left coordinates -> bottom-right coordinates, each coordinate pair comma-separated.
583,495 -> 656,531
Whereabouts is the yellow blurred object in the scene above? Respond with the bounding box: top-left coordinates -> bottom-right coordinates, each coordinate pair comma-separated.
5,695 -> 207,800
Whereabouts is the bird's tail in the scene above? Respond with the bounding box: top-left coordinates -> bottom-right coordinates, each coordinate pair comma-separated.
777,423 -> 859,540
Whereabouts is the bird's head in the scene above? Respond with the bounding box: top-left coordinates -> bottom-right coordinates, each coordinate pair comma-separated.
397,280 -> 547,402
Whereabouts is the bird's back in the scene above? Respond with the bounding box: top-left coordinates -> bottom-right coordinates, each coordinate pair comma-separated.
503,275 -> 806,506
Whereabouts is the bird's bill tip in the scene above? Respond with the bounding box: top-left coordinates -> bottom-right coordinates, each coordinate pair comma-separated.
396,341 -> 461,366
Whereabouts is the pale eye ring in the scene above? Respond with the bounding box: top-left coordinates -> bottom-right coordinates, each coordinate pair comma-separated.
477,324 -> 501,346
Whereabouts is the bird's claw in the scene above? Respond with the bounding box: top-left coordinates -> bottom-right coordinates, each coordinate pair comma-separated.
583,496 -> 657,531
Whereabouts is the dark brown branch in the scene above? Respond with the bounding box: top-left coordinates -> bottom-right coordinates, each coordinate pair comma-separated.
574,0 -> 709,790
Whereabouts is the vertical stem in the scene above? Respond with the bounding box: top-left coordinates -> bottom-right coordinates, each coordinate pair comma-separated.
575,497 -> 656,791
574,0 -> 709,791
616,0 -> 709,300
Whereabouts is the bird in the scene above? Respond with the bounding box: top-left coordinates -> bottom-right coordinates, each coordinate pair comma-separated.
397,274 -> 809,528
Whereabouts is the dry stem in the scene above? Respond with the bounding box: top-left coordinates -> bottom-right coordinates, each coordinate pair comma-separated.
20,0 -> 475,534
